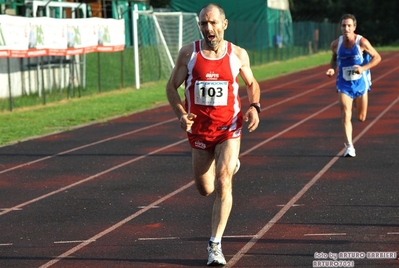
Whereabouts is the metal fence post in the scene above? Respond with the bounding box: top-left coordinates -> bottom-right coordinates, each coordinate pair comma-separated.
7,57 -> 12,111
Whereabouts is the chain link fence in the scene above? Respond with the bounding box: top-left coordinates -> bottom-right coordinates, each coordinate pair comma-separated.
0,20 -> 338,112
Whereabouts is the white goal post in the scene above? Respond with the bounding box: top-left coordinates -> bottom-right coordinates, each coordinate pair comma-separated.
132,6 -> 202,89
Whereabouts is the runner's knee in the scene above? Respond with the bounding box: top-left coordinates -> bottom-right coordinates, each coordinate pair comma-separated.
357,114 -> 366,122
195,180 -> 214,196
214,176 -> 232,196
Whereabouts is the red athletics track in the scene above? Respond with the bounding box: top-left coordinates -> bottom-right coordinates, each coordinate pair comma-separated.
0,52 -> 398,268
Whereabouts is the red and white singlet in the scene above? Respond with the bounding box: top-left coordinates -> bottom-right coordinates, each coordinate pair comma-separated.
184,40 -> 243,150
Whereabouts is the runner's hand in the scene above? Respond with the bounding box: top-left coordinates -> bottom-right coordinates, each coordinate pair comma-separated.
353,65 -> 364,74
180,113 -> 197,131
326,68 -> 335,77
244,108 -> 259,132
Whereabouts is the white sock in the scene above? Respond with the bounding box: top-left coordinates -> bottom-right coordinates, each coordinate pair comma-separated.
209,237 -> 222,248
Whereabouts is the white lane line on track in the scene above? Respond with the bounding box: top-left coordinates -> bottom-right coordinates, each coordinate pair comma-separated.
0,72 -> 324,175
35,82 -> 334,267
0,243 -> 13,246
276,204 -> 304,207
138,235 -> 256,241
0,139 -> 187,217
241,101 -> 337,156
224,235 -> 255,238
16,61 -> 398,268
387,232 -> 399,235
138,237 -> 180,241
37,91 -> 340,267
38,180 -> 195,268
226,101 -> 399,266
2,53 -> 398,175
0,118 -> 176,175
304,233 -> 347,236
54,240 -> 96,244
0,74 -> 334,217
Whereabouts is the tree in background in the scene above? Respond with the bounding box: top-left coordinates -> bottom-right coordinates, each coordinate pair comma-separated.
150,0 -> 170,8
289,0 -> 399,45
150,0 -> 398,45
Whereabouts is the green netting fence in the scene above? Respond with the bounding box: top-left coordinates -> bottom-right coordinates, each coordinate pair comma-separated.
0,19 -> 338,112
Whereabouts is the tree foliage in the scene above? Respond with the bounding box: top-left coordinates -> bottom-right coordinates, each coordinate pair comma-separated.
149,0 -> 170,8
149,0 -> 398,45
289,0 -> 399,45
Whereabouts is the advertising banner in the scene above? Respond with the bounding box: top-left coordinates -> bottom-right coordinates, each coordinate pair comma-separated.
0,15 -> 125,58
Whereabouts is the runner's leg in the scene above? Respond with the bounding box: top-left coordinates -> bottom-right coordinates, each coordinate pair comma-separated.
192,148 -> 216,196
355,92 -> 368,122
211,138 -> 240,239
338,92 -> 354,145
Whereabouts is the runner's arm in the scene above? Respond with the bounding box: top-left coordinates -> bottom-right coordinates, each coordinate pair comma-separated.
360,37 -> 382,71
326,40 -> 338,77
166,45 -> 196,131
236,46 -> 260,132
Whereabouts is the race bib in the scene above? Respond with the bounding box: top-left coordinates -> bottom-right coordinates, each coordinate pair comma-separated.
194,81 -> 228,106
342,66 -> 362,81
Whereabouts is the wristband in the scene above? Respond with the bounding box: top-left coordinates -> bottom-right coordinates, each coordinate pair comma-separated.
250,103 -> 261,113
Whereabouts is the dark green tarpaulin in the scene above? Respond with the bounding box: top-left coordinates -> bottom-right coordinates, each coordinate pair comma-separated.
170,0 -> 293,49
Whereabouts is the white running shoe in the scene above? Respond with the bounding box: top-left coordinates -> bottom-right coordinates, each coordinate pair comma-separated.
343,144 -> 356,157
234,159 -> 240,175
207,242 -> 226,266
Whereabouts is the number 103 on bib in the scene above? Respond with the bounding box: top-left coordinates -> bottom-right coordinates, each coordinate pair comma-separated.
194,81 -> 228,106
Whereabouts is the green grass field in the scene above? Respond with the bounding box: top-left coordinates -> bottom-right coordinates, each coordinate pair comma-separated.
0,48 -> 397,146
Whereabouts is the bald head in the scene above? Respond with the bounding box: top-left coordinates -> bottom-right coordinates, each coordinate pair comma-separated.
200,3 -> 226,20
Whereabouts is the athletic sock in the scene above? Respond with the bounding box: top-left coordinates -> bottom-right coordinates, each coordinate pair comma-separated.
209,237 -> 222,249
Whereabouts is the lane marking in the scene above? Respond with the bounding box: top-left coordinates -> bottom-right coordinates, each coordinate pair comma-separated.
28,67 -> 399,266
260,82 -> 332,112
0,118 -> 176,175
387,232 -> 399,235
304,233 -> 346,236
0,243 -> 13,246
138,235 -> 256,241
54,240 -> 96,244
224,235 -> 255,238
2,52 -> 397,175
276,204 -> 304,207
138,237 -> 179,241
0,139 -> 186,217
137,206 -> 160,209
0,75 -> 336,217
0,71 -> 325,175
8,56 -> 399,266
241,102 -> 337,156
36,94 -> 340,267
226,94 -> 399,267
0,208 -> 22,211
38,180 -> 195,268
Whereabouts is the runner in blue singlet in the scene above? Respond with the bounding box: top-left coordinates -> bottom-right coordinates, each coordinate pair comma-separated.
326,14 -> 381,157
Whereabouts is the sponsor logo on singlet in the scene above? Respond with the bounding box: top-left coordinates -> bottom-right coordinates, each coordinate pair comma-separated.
206,71 -> 219,80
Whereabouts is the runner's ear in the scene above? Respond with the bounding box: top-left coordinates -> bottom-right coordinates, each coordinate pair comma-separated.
223,19 -> 228,30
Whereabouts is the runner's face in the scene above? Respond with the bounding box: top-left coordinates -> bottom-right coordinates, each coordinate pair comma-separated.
199,7 -> 227,49
341,19 -> 356,36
